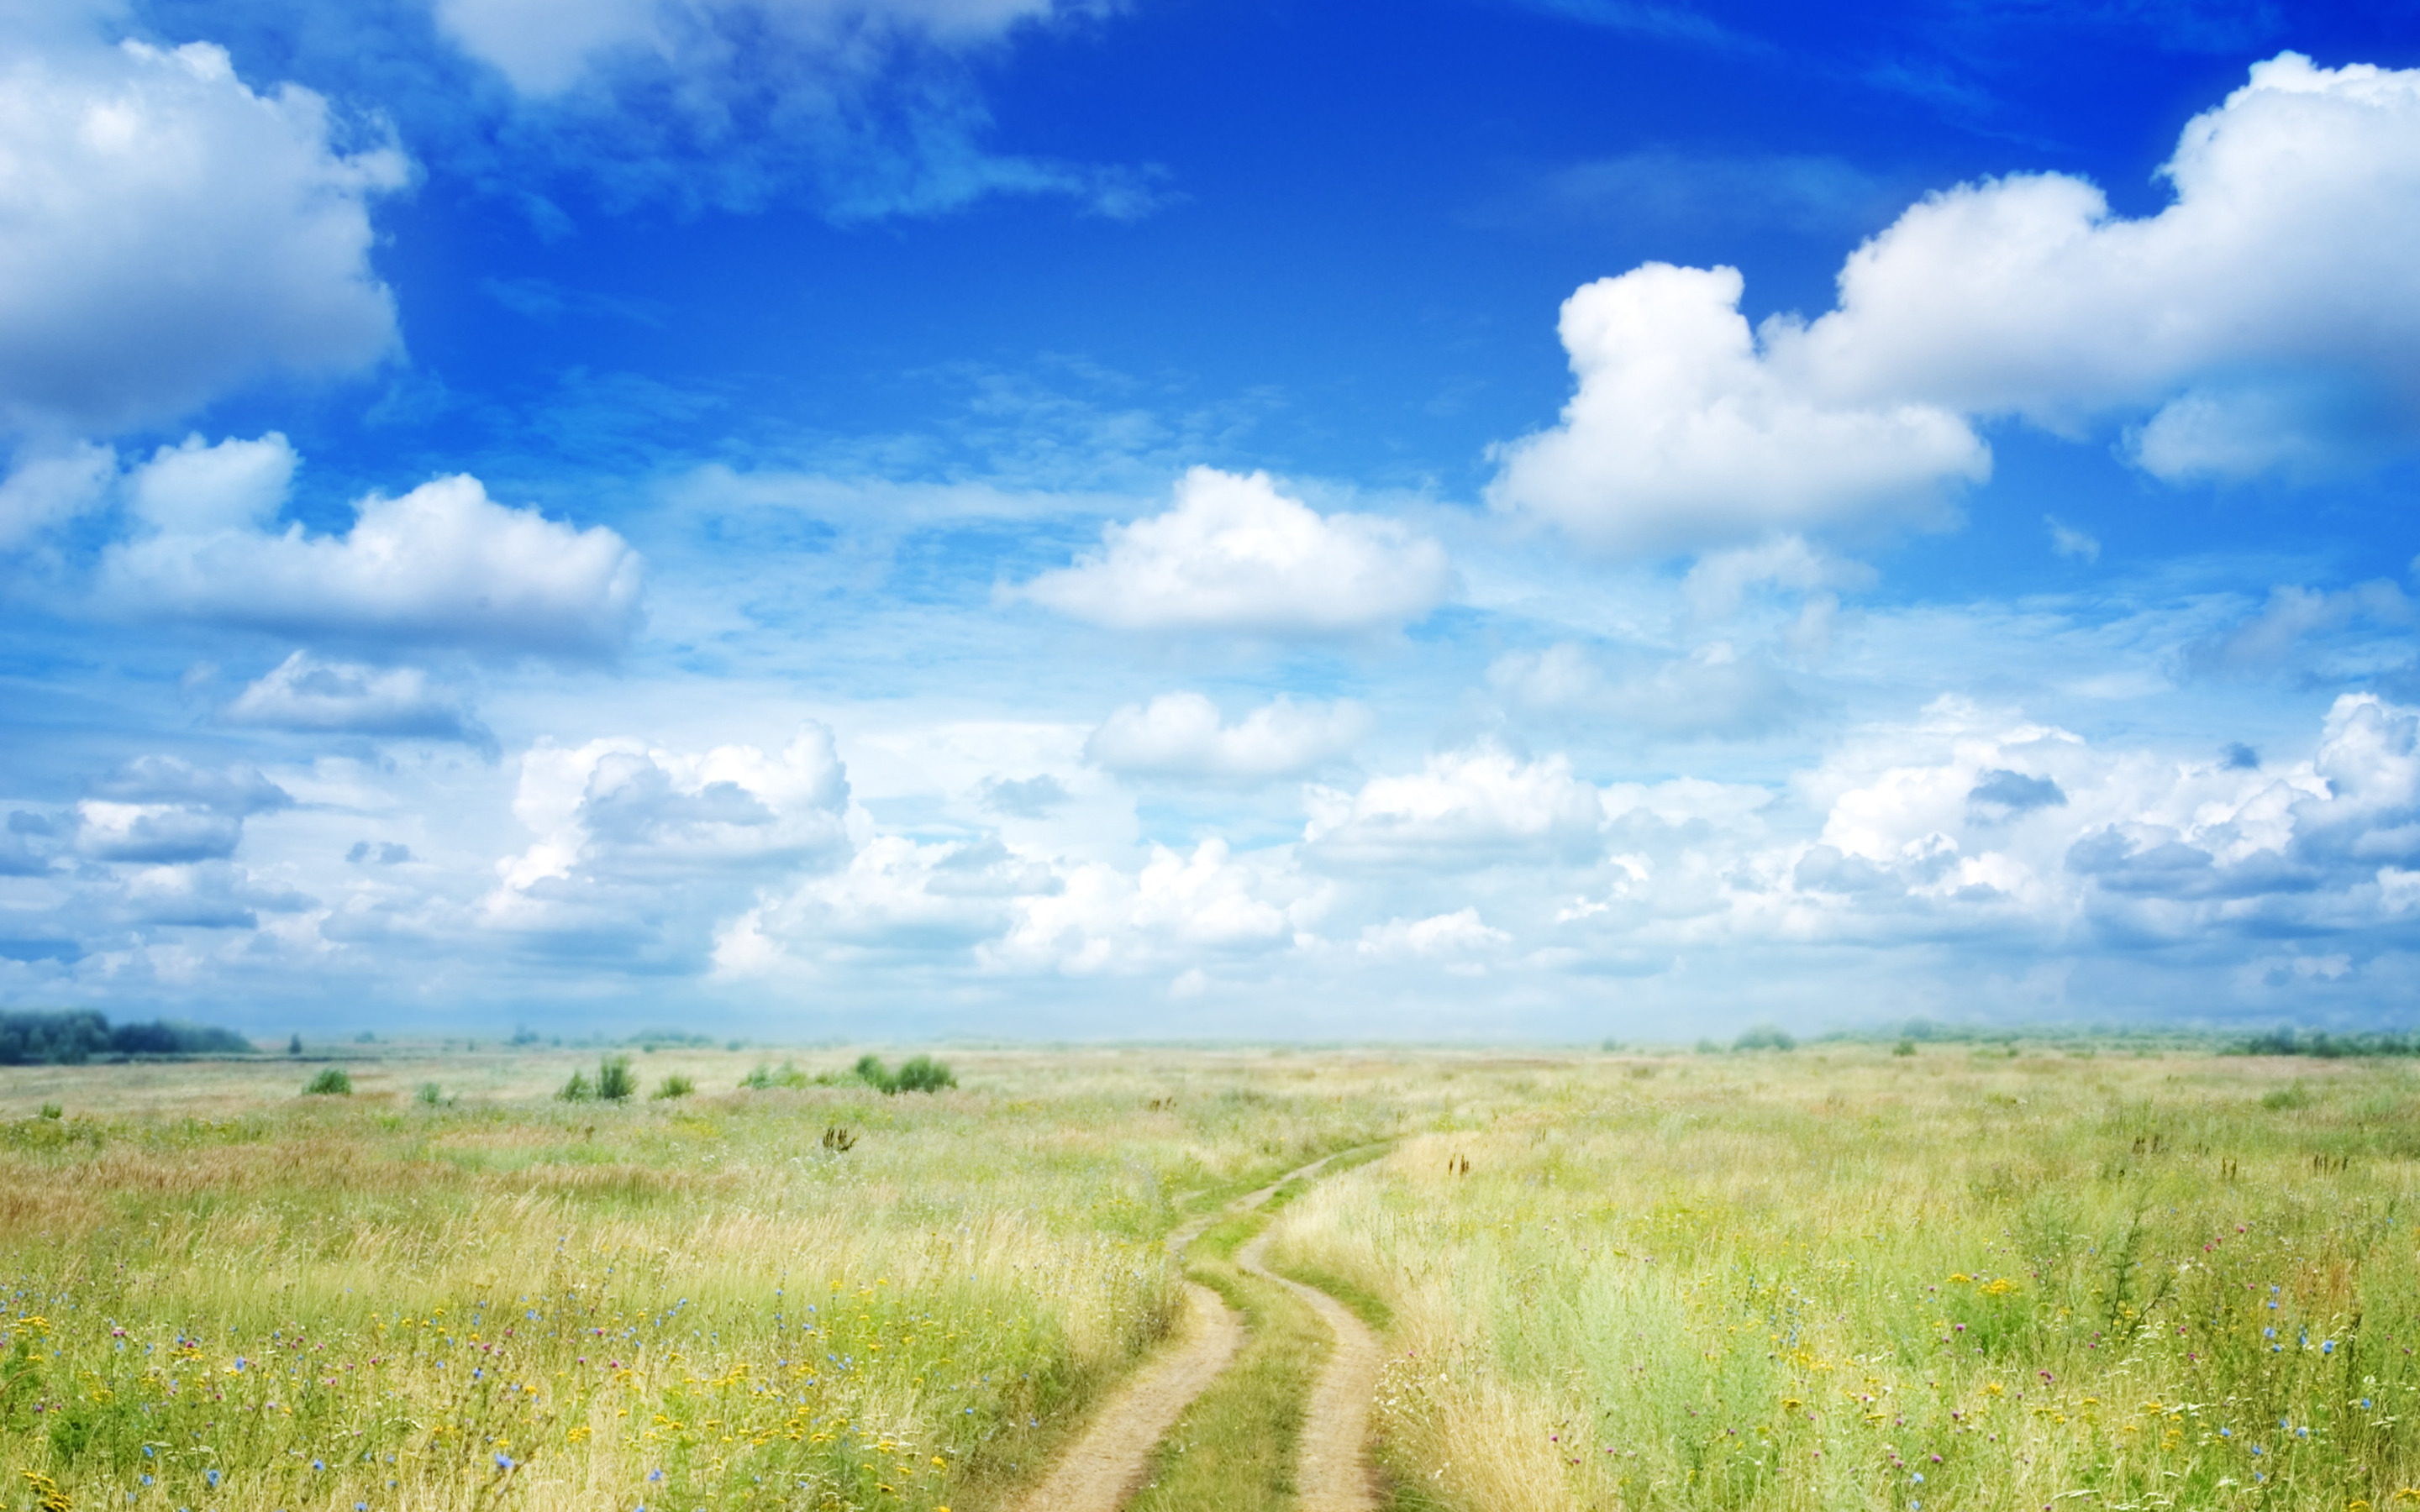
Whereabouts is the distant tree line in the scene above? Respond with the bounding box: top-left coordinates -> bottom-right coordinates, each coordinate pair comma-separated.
2231,1026 -> 2420,1059
0,1009 -> 254,1065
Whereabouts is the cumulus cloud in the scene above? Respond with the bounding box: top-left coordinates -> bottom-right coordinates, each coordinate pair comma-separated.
1485,263 -> 1988,555
1356,907 -> 1511,962
1086,692 -> 1370,781
103,446 -> 644,658
713,834 -> 1060,975
486,726 -> 853,946
221,653 -> 492,749
0,36 -> 404,433
988,838 -> 1328,975
1305,744 -> 1607,869
1021,468 -> 1453,635
1492,55 -> 2420,553
73,756 -> 292,864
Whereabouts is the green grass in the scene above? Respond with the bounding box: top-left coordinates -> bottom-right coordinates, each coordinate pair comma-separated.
1128,1206 -> 1326,1512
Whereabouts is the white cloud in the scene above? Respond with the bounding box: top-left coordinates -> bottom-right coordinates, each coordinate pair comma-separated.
496,725 -> 850,890
1681,534 -> 1875,619
129,433 -> 295,534
1485,263 -> 1988,555
0,443 -> 114,549
713,834 -> 1057,975
1086,692 -> 1370,781
1305,744 -> 1607,869
72,755 -> 292,865
987,837 -> 1328,974
1021,467 -> 1453,635
0,37 -> 404,433
220,653 -> 492,748
1491,55 -> 2420,551
1783,54 -> 2420,478
1357,907 -> 1511,960
103,457 -> 644,658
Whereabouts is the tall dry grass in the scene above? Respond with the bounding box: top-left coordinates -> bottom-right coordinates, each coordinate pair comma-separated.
1267,1047 -> 2420,1512
0,1047 -> 1411,1511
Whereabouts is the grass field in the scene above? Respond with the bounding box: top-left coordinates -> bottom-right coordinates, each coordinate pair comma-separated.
2,1040 -> 2412,1511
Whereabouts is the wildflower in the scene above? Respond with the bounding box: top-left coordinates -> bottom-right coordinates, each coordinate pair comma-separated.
313,1460 -> 325,1471
650,1469 -> 665,1483
206,1469 -> 221,1488
2323,1341 -> 2338,1355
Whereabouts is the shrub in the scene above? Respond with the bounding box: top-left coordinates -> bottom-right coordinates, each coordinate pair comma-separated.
650,1074 -> 695,1100
288,1033 -> 303,1057
302,1067 -> 353,1096
596,1055 -> 638,1103
38,1103 -> 61,1121
892,1054 -> 957,1093
851,1053 -> 956,1095
556,1069 -> 594,1103
1892,1038 -> 1918,1057
1733,1023 -> 1797,1053
414,1081 -> 445,1106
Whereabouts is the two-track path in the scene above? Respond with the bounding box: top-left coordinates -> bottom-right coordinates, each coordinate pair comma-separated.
1006,1153 -> 1381,1512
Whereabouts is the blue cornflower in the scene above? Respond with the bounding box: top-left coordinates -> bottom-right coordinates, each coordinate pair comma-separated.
313,1459 -> 324,1471
2323,1340 -> 2336,1354
2220,1427 -> 2232,1437
205,1469 -> 220,1488
2265,1328 -> 2275,1338
496,1452 -> 516,1470
650,1469 -> 665,1483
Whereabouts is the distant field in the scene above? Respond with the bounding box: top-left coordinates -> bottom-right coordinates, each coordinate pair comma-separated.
1,1042 -> 2412,1512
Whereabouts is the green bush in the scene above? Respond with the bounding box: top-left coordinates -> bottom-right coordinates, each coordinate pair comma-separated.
650,1074 -> 695,1100
851,1053 -> 957,1095
38,1102 -> 61,1121
555,1068 -> 594,1102
596,1055 -> 637,1103
414,1081 -> 445,1106
1892,1038 -> 1918,1057
302,1067 -> 352,1096
1732,1023 -> 1797,1053
892,1054 -> 956,1093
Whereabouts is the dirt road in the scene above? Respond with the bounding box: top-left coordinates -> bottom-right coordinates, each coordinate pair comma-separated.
1235,1221 -> 1382,1512
1005,1154 -> 1376,1512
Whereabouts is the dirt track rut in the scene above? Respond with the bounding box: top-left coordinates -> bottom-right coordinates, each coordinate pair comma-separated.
1004,1154 -> 1377,1512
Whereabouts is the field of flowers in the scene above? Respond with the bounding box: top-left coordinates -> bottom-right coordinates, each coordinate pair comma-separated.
0,1047 -> 1406,1512
1267,1046 -> 2420,1512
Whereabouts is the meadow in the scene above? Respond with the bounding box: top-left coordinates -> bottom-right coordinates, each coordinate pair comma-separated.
0,1038 -> 2411,1512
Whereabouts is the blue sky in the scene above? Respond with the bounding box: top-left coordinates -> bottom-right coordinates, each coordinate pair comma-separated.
5,0 -> 2420,1038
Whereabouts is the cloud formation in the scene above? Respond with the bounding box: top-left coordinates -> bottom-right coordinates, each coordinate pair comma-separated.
486,726 -> 853,952
1306,744 -> 1607,869
1491,54 -> 2420,554
103,446 -> 644,658
1486,264 -> 1988,554
0,36 -> 404,434
221,653 -> 493,749
1086,692 -> 1370,781
1023,468 -> 1453,635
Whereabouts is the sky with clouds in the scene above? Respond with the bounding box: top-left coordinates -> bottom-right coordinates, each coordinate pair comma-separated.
6,0 -> 2420,1039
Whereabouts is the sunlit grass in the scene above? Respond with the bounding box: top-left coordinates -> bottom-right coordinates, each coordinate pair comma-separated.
1269,1047 -> 2420,1512
0,1047 -> 1407,1511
